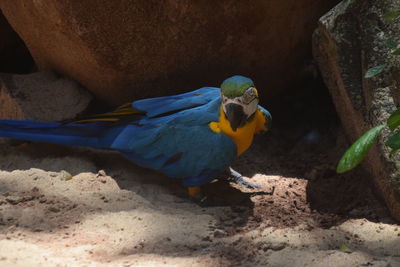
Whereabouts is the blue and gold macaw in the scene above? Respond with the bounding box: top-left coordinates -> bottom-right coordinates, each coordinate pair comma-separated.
0,75 -> 271,201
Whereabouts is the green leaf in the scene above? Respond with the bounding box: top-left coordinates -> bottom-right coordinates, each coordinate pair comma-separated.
393,48 -> 400,55
385,39 -> 398,49
386,132 -> 400,150
364,64 -> 387,78
384,10 -> 400,21
337,125 -> 385,173
387,109 -> 400,131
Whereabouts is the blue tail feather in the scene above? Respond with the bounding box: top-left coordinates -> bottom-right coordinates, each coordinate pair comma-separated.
0,119 -> 106,148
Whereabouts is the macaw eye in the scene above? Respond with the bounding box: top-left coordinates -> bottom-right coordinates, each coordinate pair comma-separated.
242,87 -> 258,104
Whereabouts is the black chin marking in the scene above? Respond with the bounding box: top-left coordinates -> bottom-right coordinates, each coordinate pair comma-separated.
224,103 -> 248,131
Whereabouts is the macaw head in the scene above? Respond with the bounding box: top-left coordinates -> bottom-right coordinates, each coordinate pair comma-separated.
220,75 -> 259,131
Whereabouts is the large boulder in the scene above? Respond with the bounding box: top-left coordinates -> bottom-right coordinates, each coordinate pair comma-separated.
313,0 -> 400,220
0,1 -> 340,104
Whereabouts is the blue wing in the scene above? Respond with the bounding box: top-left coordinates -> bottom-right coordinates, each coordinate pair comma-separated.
258,105 -> 272,131
132,87 -> 219,117
110,87 -> 237,186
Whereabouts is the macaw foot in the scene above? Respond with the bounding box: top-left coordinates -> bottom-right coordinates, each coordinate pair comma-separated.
187,186 -> 215,207
228,167 -> 261,189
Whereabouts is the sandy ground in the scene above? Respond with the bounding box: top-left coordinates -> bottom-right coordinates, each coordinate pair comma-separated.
0,123 -> 399,267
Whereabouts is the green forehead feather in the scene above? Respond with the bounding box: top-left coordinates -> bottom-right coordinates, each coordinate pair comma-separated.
220,75 -> 254,98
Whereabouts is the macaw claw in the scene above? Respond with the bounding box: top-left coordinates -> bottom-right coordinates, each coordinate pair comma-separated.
232,176 -> 262,189
228,167 -> 262,189
191,195 -> 216,207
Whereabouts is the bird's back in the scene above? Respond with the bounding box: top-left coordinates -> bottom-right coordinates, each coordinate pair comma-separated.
109,87 -> 237,183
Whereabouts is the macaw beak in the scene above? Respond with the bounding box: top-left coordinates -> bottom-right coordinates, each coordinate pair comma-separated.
224,103 -> 247,131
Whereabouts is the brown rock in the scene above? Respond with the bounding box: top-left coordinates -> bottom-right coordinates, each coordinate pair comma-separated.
0,71 -> 91,121
313,0 -> 400,220
0,1 -> 340,105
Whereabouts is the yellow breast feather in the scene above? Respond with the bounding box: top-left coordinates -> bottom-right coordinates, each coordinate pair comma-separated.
209,106 -> 267,155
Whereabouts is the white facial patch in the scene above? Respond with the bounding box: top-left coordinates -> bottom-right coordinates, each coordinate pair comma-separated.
222,87 -> 259,118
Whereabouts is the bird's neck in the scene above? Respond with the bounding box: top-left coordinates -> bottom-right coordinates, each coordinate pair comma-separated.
209,105 -> 266,155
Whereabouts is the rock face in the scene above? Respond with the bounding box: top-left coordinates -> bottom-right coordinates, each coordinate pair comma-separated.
0,71 -> 91,121
0,1 -> 340,104
313,0 -> 400,220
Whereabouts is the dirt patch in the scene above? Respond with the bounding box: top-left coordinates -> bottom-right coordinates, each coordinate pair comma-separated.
0,188 -> 85,232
